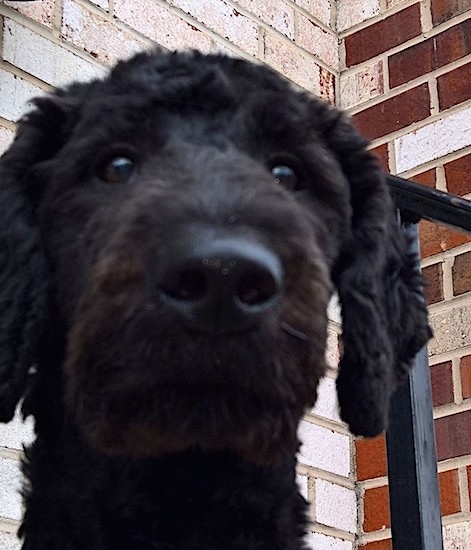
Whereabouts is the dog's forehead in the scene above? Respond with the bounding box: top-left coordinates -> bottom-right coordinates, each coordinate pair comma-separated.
96,51 -> 314,131
109,51 -> 295,102
67,52 -> 316,151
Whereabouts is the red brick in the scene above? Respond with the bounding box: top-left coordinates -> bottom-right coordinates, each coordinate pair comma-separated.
435,410 -> 471,461
430,361 -> 453,406
389,20 -> 471,88
413,168 -> 436,188
370,144 -> 389,171
468,465 -> 471,500
438,63 -> 471,111
352,84 -> 430,141
419,219 -> 471,257
461,355 -> 471,399
445,154 -> 471,196
439,469 -> 461,516
422,263 -> 444,305
360,540 -> 392,550
363,484 -> 391,532
345,4 -> 421,68
356,435 -> 388,481
452,251 -> 471,296
431,0 -> 470,25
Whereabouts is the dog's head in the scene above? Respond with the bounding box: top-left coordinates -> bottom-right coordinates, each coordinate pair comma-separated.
0,50 -> 430,463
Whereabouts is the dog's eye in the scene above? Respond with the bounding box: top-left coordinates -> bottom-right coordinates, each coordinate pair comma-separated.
102,157 -> 135,184
271,165 -> 298,191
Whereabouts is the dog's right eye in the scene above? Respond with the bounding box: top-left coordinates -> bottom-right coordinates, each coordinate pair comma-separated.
101,157 -> 135,184
271,165 -> 298,191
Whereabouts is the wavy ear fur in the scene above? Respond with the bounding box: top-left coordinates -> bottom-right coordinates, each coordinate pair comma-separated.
327,115 -> 432,437
0,97 -> 76,422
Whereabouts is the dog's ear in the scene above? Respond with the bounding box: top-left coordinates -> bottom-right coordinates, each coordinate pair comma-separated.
325,113 -> 432,437
0,96 -> 74,422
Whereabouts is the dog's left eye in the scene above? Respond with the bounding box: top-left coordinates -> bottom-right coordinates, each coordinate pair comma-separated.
101,157 -> 135,184
271,165 -> 298,191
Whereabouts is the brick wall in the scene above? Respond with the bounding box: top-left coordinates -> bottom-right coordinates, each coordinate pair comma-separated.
341,1 -> 471,548
0,1 -> 470,549
0,1 -> 356,549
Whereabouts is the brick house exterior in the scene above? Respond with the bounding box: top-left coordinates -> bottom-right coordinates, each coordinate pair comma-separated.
0,1 -> 469,549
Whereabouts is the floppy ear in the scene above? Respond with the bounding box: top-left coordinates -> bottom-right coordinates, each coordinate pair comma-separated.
326,114 -> 432,437
0,98 -> 71,422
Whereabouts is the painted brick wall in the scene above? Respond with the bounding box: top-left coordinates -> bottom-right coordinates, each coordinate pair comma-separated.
0,1 -> 355,549
340,1 -> 471,548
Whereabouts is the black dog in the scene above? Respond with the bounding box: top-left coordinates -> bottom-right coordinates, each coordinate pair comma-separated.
0,50 -> 430,549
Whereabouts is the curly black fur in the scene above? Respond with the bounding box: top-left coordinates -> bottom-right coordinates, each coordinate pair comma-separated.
0,50 -> 431,549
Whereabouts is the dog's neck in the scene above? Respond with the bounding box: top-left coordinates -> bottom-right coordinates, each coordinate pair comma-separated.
22,427 -> 308,549
21,356 -> 308,549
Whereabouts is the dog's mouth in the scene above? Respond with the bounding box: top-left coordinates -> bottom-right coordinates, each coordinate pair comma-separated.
76,378 -> 306,465
64,305 -> 324,464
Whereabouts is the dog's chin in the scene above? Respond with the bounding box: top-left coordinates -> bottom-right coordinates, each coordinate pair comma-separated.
70,383 -> 307,465
80,420 -> 301,466
64,288 -> 327,464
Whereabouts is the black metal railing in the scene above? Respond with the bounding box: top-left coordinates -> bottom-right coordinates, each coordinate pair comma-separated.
385,174 -> 471,550
388,175 -> 471,233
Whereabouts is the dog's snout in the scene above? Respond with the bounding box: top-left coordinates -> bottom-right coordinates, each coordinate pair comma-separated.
158,237 -> 283,334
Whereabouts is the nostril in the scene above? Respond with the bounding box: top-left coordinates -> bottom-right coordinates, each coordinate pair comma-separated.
237,270 -> 279,308
160,269 -> 207,302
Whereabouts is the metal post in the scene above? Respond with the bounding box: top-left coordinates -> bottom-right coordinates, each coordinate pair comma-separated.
385,223 -> 443,550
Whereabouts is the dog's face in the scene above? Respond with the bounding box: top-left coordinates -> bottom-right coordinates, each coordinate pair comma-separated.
35,55 -> 351,463
0,51 -> 431,462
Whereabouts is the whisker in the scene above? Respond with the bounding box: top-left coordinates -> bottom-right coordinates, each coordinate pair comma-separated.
281,322 -> 310,343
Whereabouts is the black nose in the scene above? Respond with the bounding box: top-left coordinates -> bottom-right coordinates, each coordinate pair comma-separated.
158,236 -> 283,334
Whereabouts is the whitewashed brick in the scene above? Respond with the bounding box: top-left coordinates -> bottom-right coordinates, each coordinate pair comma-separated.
234,0 -> 294,38
429,305 -> 471,356
326,328 -> 340,369
62,0 -> 146,65
0,409 -> 34,451
0,532 -> 21,550
340,61 -> 384,109
386,0 -> 408,6
312,376 -> 340,422
293,0 -> 333,28
0,127 -> 14,156
114,0 -> 212,52
395,107 -> 471,173
168,0 -> 259,56
264,33 -> 321,95
296,16 -> 338,70
296,473 -> 309,500
297,420 -> 351,477
0,69 -> 43,122
337,0 -> 380,32
443,522 -> 471,549
315,479 -> 356,533
212,42 -> 240,56
328,294 -> 341,325
0,458 -> 23,521
90,0 -> 109,10
4,20 -> 106,88
320,67 -> 335,104
306,532 -> 353,550
4,0 -> 54,28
